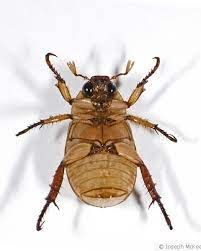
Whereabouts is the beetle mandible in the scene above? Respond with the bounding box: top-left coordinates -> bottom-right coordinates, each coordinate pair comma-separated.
16,53 -> 177,231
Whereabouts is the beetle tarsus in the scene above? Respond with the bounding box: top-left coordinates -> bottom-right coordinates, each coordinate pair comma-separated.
16,121 -> 41,136
36,201 -> 50,231
155,125 -> 177,142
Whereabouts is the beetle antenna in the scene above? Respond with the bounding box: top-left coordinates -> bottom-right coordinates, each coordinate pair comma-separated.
45,53 -> 65,82
110,60 -> 134,80
67,61 -> 89,80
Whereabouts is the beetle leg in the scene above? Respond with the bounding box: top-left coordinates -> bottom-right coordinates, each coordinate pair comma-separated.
55,80 -> 73,104
45,53 -> 73,104
126,115 -> 177,143
138,162 -> 173,230
127,57 -> 160,107
16,114 -> 72,136
36,162 -> 65,231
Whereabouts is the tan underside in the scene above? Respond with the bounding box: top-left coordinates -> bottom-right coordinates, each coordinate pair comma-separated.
66,153 -> 137,207
65,91 -> 140,207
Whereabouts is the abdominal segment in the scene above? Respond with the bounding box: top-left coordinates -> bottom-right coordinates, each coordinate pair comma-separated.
66,152 -> 137,207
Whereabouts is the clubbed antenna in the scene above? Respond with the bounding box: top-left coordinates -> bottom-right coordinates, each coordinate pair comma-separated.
67,61 -> 89,80
110,60 -> 134,80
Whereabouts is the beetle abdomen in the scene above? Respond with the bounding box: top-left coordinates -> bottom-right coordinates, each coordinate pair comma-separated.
66,153 -> 137,207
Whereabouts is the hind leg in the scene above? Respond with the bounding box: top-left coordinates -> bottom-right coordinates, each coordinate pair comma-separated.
138,161 -> 173,230
36,162 -> 64,231
106,141 -> 173,230
36,141 -> 93,231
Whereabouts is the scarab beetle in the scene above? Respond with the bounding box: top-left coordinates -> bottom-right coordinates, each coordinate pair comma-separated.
16,53 -> 177,231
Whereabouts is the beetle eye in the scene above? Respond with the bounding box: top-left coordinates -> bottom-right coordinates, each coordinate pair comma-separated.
107,82 -> 117,95
82,82 -> 93,97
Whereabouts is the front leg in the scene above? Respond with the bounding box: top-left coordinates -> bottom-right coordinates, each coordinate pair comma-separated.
16,114 -> 72,136
46,53 -> 73,104
127,57 -> 160,107
127,115 -> 177,142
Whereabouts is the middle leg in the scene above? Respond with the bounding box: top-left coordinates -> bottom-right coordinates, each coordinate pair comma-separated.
16,114 -> 72,136
126,115 -> 177,142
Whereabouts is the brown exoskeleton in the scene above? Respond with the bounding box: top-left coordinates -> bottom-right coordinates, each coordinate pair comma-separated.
16,53 -> 177,231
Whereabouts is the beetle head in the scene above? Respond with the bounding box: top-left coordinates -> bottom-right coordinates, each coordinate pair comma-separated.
65,59 -> 134,110
82,76 -> 117,110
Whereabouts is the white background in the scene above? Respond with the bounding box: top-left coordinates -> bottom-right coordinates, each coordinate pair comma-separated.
0,0 -> 201,250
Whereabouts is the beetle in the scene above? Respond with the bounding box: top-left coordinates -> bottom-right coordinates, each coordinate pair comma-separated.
16,53 -> 177,231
